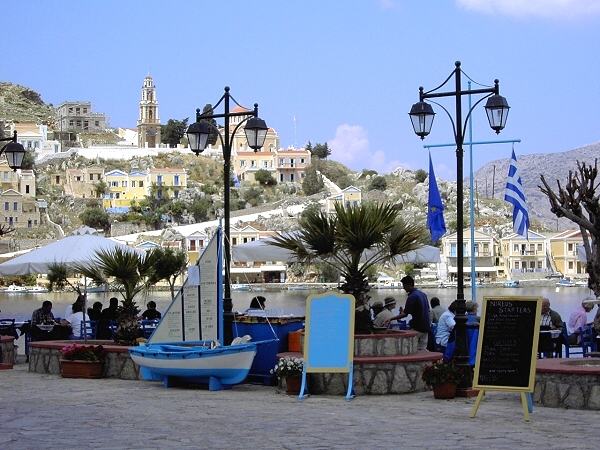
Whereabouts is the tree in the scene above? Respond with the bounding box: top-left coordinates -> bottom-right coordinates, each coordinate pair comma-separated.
79,207 -> 110,231
311,142 -> 331,159
161,118 -> 189,147
539,159 -> 600,297
200,104 -> 219,146
302,165 -> 325,195
254,169 -> 277,186
169,200 -> 186,224
149,248 -> 188,300
305,141 -> 312,153
74,248 -> 161,344
414,169 -> 427,183
243,187 -> 263,207
369,176 -> 387,191
21,150 -> 35,170
190,197 -> 212,222
270,202 -> 427,332
94,180 -> 108,198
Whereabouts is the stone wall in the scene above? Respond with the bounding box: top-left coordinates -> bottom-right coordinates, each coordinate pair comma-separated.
535,372 -> 600,410
29,341 -> 140,380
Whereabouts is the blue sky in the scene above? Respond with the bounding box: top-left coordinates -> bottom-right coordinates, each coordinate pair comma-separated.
3,0 -> 600,180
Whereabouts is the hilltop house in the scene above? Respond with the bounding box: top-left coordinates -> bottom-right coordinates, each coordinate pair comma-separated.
549,230 -> 587,277
440,229 -> 500,282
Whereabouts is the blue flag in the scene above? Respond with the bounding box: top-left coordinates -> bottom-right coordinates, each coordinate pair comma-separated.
504,149 -> 529,239
427,152 -> 446,242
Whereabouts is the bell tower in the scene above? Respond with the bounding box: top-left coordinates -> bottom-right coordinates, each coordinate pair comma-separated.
137,75 -> 161,148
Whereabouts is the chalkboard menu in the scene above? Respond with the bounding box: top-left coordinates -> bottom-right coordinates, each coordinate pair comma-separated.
473,296 -> 542,392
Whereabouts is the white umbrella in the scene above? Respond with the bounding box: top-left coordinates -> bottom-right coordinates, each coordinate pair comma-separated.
0,235 -> 137,275
0,235 -> 139,342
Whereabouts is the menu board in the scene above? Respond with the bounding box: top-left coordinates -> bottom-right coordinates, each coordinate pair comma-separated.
182,285 -> 200,341
304,292 -> 355,373
473,296 -> 542,392
198,240 -> 219,342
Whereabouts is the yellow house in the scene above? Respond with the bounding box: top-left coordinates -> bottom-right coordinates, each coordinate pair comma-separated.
0,159 -> 20,192
148,168 -> 187,200
500,230 -> 549,279
185,230 -> 209,265
440,229 -> 499,281
550,230 -> 586,277
0,189 -> 40,229
326,186 -> 362,213
65,166 -> 104,198
127,171 -> 148,203
103,170 -> 131,208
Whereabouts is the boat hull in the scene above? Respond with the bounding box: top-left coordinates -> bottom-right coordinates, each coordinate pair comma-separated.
129,342 -> 257,389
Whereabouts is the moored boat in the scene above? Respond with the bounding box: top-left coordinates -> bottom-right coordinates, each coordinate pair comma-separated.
503,280 -> 520,288
556,277 -> 576,287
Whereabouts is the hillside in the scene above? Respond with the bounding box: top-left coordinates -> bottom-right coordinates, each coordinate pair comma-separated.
474,142 -> 600,230
0,82 -> 56,125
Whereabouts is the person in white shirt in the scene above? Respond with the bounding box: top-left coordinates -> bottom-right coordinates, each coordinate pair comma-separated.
64,294 -> 85,320
65,302 -> 89,339
435,301 -> 457,352
374,297 -> 399,328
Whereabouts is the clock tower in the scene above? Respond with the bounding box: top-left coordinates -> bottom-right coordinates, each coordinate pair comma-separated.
137,75 -> 161,148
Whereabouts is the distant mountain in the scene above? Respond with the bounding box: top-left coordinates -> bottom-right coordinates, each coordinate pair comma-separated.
0,82 -> 56,125
474,142 -> 600,230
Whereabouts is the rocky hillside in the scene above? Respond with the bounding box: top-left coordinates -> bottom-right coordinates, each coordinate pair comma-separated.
0,82 -> 56,125
474,142 -> 600,230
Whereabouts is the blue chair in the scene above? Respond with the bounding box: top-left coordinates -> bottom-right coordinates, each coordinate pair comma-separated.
141,319 -> 160,338
0,319 -> 18,339
562,322 -> 595,357
79,320 -> 97,339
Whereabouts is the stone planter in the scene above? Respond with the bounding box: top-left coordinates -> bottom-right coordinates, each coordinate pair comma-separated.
432,382 -> 457,399
60,359 -> 104,379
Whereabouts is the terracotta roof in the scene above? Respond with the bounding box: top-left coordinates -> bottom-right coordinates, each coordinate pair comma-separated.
231,105 -> 250,113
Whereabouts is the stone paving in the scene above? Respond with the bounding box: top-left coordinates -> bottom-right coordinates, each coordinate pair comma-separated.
1,362 -> 599,449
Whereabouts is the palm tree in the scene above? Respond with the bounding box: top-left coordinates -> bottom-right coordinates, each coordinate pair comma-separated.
149,248 -> 188,300
74,247 -> 160,344
269,202 -> 427,332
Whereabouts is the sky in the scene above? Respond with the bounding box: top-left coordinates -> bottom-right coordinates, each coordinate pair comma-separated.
3,0 -> 600,180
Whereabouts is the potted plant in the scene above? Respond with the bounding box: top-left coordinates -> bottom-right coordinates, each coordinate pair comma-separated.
421,361 -> 462,399
270,356 -> 304,394
60,344 -> 106,379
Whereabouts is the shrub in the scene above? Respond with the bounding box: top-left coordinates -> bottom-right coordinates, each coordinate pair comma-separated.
270,356 -> 303,378
421,362 -> 462,386
60,344 -> 106,362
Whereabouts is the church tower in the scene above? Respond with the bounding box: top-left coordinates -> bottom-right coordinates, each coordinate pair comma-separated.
137,75 -> 161,148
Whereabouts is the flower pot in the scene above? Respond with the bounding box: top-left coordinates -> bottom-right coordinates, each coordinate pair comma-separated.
60,359 -> 104,379
285,376 -> 301,395
432,382 -> 457,399
0,362 -> 13,370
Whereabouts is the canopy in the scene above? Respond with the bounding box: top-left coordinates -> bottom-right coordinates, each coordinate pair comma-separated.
232,239 -> 440,264
0,234 -> 138,276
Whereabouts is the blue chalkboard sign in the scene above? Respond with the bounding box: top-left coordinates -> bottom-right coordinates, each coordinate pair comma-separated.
300,292 -> 355,400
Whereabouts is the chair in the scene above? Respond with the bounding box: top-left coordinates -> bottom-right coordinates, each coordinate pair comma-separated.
141,319 -> 159,339
79,320 -> 97,339
561,322 -> 595,357
0,319 -> 17,338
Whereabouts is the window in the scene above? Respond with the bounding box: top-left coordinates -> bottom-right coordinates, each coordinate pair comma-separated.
131,181 -> 136,188
34,141 -> 39,148
251,160 -> 256,168
13,202 -> 18,211
25,185 -> 30,194
189,240 -> 196,251
111,181 -> 118,187
174,175 -> 180,186
290,158 -> 295,167
68,107 -> 73,113
95,121 -> 99,127
55,176 -> 60,184
4,202 -> 8,211
263,161 -> 268,168
515,261 -> 520,269
243,237 -> 248,243
76,120 -> 81,127
290,173 -> 294,182
76,176 -> 81,182
568,261 -> 574,270
157,175 -> 163,185
513,244 -> 519,252
450,243 -> 457,257
28,219 -> 32,228
69,120 -> 74,127
122,181 -> 127,187
139,181 -> 144,188
83,108 -> 88,113
240,160 -> 246,167
568,243 -> 574,251
530,261 -> 535,269
301,158 -> 305,164
76,107 -> 80,114
232,238 -> 237,245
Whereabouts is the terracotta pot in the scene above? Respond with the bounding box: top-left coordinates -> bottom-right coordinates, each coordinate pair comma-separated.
0,362 -> 13,370
60,359 -> 104,379
285,376 -> 301,395
432,382 -> 457,399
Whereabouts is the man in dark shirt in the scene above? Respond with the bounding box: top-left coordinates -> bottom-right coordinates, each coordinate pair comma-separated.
31,301 -> 55,325
141,301 -> 161,320
97,297 -> 119,339
388,275 -> 431,351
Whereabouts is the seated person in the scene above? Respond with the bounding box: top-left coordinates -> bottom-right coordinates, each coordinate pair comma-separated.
64,294 -> 85,320
32,301 -> 56,325
435,301 -> 457,353
370,301 -> 384,321
65,303 -> 88,340
540,298 -> 562,329
567,299 -> 595,345
538,298 -> 562,357
373,297 -> 398,328
87,301 -> 103,321
97,297 -> 119,339
141,301 -> 161,320
430,297 -> 445,324
245,296 -> 267,316
465,301 -> 480,326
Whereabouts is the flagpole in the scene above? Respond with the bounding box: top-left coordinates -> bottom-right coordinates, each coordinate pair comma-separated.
468,82 -> 476,304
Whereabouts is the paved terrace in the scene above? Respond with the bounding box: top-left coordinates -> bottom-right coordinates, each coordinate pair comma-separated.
1,363 -> 598,449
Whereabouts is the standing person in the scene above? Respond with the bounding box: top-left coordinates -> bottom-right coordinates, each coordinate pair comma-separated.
465,301 -> 480,325
97,297 -> 119,339
430,297 -> 445,323
436,301 -> 457,353
387,276 -> 431,350
141,301 -> 161,320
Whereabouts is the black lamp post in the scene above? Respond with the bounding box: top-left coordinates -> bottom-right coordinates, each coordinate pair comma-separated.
409,61 -> 509,392
0,131 -> 26,171
186,86 -> 268,344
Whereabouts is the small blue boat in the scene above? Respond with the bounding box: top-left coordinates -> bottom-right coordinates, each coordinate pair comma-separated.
503,280 -> 520,288
556,277 -> 576,287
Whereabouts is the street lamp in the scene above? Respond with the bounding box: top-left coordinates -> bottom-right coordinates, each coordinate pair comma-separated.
409,61 -> 509,393
0,131 -> 26,171
186,86 -> 268,344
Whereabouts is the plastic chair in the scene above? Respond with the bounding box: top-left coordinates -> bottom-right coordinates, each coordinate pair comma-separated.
141,319 -> 159,338
581,324 -> 597,357
0,319 -> 17,338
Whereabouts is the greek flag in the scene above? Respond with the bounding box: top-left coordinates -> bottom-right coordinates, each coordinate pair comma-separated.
504,149 -> 529,238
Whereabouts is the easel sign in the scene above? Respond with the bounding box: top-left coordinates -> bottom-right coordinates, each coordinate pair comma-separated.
471,296 -> 542,422
299,292 -> 355,401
